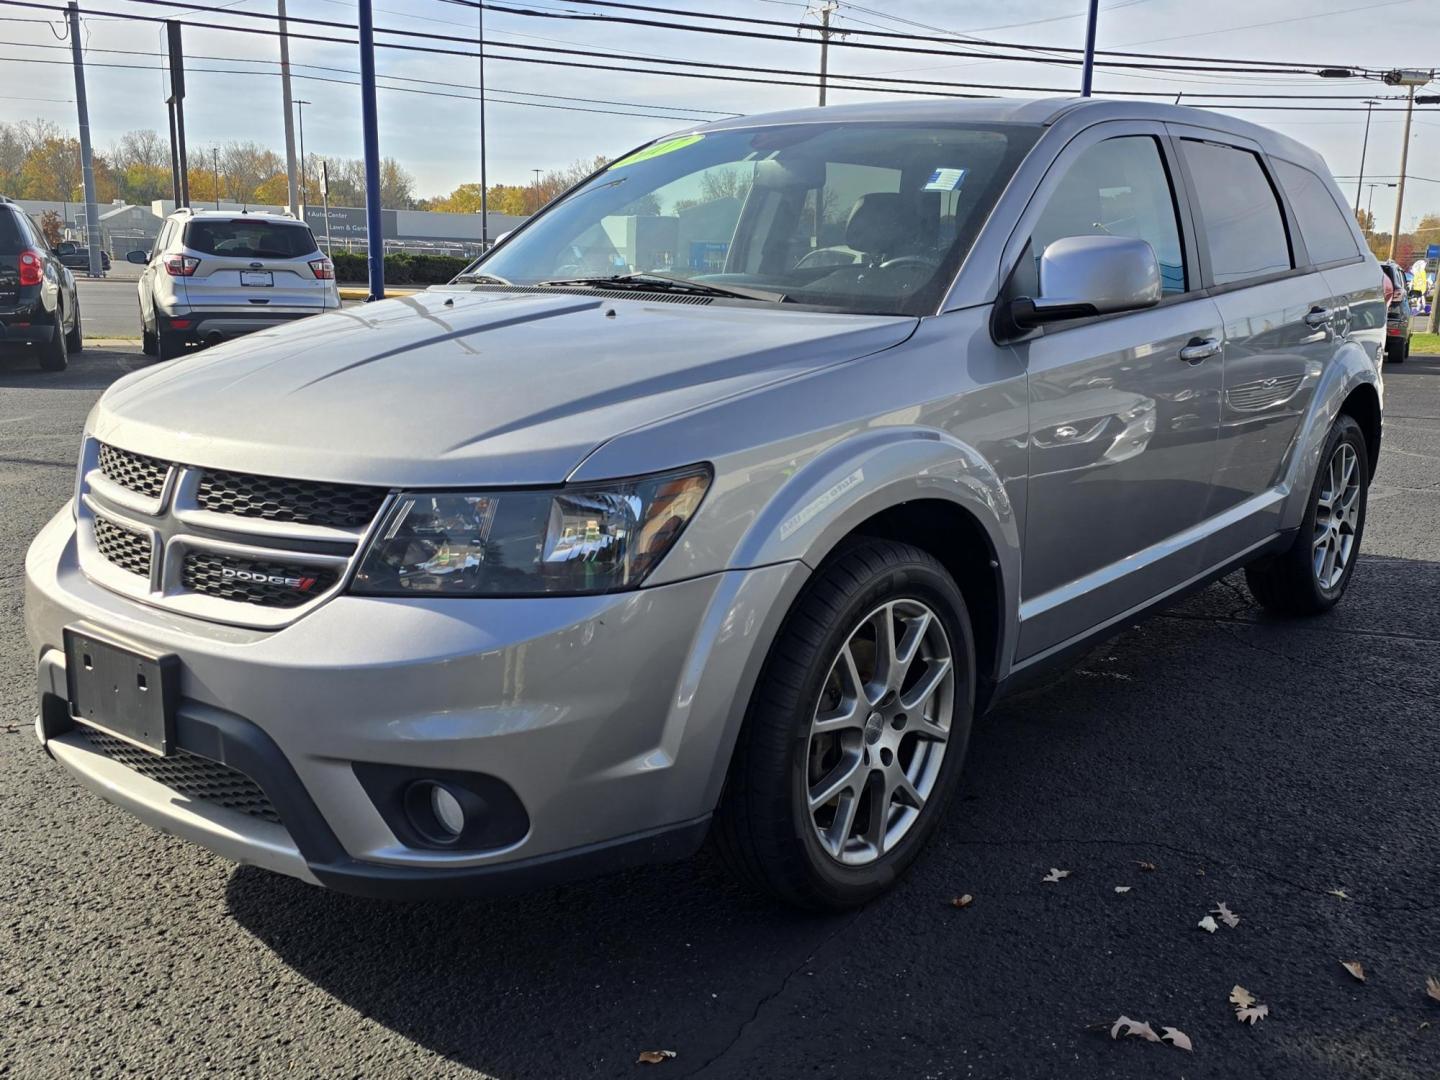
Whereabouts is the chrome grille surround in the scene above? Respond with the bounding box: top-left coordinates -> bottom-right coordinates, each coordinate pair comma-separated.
74,437 -> 393,629
80,728 -> 282,825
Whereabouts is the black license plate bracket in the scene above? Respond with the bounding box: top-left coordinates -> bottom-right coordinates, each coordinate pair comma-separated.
63,627 -> 178,756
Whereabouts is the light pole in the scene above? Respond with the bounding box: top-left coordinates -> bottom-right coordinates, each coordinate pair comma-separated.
212,146 -> 220,209
1383,69 -> 1433,262
532,167 -> 542,213
1080,0 -> 1100,96
1365,181 -> 1397,232
476,0 -> 488,248
294,99 -> 310,209
1355,99 -> 1378,209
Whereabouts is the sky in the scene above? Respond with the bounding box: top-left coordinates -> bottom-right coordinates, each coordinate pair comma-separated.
2,0 -> 1439,229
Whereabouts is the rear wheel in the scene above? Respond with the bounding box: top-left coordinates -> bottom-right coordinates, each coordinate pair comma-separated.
37,315 -> 68,372
713,539 -> 975,910
140,307 -> 157,356
65,304 -> 83,353
156,331 -> 187,362
1245,414 -> 1368,616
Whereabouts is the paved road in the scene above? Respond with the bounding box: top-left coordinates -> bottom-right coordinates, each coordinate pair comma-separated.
2,347 -> 1439,1079
74,278 -> 364,340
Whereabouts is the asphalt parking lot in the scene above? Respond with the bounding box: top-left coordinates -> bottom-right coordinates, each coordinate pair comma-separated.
1,344 -> 1438,1079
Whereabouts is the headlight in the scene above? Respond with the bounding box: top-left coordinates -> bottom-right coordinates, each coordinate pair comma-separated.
351,465 -> 711,596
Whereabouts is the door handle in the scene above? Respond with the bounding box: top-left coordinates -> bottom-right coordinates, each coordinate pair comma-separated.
1179,337 -> 1221,364
1304,306 -> 1334,328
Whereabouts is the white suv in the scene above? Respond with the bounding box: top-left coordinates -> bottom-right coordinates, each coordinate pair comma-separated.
127,209 -> 338,360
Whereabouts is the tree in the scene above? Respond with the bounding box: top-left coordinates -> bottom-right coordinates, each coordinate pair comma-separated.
380,156 -> 416,209
39,210 -> 62,247
1354,207 -> 1374,236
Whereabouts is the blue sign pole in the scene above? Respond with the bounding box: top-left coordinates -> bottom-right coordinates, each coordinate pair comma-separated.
1080,0 -> 1099,97
357,0 -> 385,302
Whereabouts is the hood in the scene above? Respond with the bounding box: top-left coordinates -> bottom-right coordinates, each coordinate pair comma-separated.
93,289 -> 916,486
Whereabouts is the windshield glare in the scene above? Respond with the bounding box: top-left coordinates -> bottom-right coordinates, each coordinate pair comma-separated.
477,121 -> 1038,316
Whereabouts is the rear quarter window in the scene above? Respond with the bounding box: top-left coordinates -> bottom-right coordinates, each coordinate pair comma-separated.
1272,159 -> 1361,265
184,219 -> 319,259
0,210 -> 28,255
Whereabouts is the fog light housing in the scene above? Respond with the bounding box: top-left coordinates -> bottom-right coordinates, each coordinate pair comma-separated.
354,763 -> 530,852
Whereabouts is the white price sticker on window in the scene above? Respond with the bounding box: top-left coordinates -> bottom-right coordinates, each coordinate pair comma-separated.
923,167 -> 968,192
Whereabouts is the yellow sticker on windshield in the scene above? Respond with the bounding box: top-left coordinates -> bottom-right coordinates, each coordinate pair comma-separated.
609,133 -> 703,169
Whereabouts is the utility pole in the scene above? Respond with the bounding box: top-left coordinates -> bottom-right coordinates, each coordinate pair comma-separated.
1355,99 -> 1377,210
294,99 -> 310,209
65,2 -> 101,277
278,0 -> 299,218
477,0 -> 489,249
1383,69 -> 1432,262
532,167 -> 542,212
320,159 -> 332,256
166,21 -> 189,209
806,2 -> 840,106
357,0 -> 385,301
1080,0 -> 1100,97
212,146 -> 220,209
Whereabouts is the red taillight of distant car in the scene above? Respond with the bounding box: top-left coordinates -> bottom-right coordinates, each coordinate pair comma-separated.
308,258 -> 335,280
18,249 -> 43,286
164,255 -> 200,277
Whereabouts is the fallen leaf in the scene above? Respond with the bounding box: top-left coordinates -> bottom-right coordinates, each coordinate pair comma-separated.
1340,961 -> 1366,983
1196,869 -> 1206,877
1328,888 -> 1350,900
1230,985 -> 1256,1009
950,894 -> 973,909
1421,1021 -> 1431,1031
1198,915 -> 1219,934
1114,886 -> 1132,894
1212,902 -> 1240,928
636,1050 -> 677,1064
1161,1027 -> 1193,1052
1426,976 -> 1440,1003
1237,1003 -> 1269,1025
1042,868 -> 1071,883
1137,861 -> 1157,872
1110,1015 -> 1161,1042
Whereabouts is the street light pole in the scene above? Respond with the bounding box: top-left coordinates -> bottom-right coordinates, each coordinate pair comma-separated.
278,0 -> 299,217
212,146 -> 220,209
294,99 -> 310,210
1080,0 -> 1100,97
1382,69 -> 1432,262
477,0 -> 489,249
1355,99 -> 1377,210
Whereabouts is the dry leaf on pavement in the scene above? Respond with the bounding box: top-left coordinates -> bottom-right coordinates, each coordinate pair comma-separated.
1137,860 -> 1157,871
636,1050 -> 677,1064
1328,888 -> 1350,900
1110,1016 -> 1161,1042
1426,976 -> 1440,1003
1161,1027 -> 1193,1052
951,894 -> 973,909
1042,868 -> 1071,883
1212,902 -> 1240,928
1198,915 -> 1219,933
1230,985 -> 1256,1008
1114,886 -> 1132,894
1237,1003 -> 1270,1025
1340,961 -> 1366,983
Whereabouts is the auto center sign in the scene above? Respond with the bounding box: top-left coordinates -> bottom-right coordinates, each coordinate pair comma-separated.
304,205 -> 397,241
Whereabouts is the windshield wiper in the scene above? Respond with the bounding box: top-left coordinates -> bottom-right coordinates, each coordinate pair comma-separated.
535,273 -> 788,304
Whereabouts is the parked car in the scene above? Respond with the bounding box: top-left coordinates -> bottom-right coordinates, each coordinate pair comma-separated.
1380,259 -> 1411,362
26,99 -> 1383,910
53,241 -> 111,273
0,195 -> 82,371
128,208 -> 338,361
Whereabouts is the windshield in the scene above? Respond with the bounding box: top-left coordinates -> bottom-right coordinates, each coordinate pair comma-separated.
184,219 -> 319,259
475,121 -> 1038,316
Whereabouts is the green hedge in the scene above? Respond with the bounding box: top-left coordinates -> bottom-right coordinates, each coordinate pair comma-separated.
332,251 -> 471,286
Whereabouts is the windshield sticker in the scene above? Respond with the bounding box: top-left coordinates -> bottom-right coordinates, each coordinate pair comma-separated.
923,167 -> 968,192
610,134 -> 704,170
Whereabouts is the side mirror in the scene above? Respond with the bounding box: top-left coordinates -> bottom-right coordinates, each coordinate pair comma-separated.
1009,235 -> 1162,330
126,249 -> 149,265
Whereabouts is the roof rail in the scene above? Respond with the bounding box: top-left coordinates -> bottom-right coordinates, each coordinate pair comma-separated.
173,206 -> 194,216
0,194 -> 13,204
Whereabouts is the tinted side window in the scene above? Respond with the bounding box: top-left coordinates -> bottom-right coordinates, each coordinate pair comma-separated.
1032,135 -> 1186,295
1180,140 -> 1292,286
0,210 -> 25,255
1273,159 -> 1360,265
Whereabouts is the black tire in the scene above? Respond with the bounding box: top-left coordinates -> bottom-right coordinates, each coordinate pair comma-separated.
1245,414 -> 1368,616
141,310 -> 157,357
156,331 -> 186,362
37,316 -> 68,372
713,538 -> 976,910
65,303 -> 83,354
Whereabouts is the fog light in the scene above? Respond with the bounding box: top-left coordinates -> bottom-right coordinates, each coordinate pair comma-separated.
430,784 -> 465,837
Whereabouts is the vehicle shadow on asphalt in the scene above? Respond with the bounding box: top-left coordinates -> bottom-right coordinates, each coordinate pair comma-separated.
225,556 -> 1440,1080
0,345 -> 153,391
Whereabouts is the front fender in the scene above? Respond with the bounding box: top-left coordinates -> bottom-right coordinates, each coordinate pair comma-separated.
1278,339 -> 1382,530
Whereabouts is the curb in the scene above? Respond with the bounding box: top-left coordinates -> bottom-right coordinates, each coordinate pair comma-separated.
337,286 -> 421,300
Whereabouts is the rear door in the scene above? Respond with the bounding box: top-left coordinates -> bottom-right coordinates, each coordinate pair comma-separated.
1169,129 -> 1339,558
1007,123 -> 1225,659
181,218 -> 329,310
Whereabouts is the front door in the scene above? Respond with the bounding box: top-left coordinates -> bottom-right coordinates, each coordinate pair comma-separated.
1007,127 -> 1224,659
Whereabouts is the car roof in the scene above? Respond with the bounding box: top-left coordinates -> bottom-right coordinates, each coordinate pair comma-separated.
690,96 -> 1330,174
169,209 -> 305,224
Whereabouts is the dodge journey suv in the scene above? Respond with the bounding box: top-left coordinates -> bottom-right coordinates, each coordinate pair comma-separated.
26,99 -> 1383,909
128,208 -> 338,361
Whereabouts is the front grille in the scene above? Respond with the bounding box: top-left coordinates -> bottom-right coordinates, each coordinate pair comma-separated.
80,728 -> 281,825
197,468 -> 387,528
182,551 -> 338,608
1227,374 -> 1304,412
93,517 -> 152,577
98,443 -> 169,498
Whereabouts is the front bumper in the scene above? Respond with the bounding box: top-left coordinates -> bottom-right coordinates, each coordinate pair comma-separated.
25,507 -> 805,897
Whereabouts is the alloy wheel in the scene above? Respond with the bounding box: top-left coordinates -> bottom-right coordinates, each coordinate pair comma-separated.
1312,442 -> 1361,590
805,598 -> 956,866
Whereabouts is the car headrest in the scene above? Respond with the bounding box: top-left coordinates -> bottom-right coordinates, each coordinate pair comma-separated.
845,193 -> 917,254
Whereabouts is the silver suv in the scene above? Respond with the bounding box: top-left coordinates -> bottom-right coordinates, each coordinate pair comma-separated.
127,208 -> 338,360
28,99 -> 1382,909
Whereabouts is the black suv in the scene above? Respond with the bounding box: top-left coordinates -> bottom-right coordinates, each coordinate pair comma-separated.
0,197 -> 82,371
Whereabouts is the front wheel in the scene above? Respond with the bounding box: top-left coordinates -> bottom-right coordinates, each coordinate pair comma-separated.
1245,414 -> 1368,615
65,304 -> 83,354
713,539 -> 975,910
